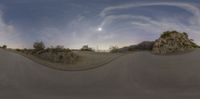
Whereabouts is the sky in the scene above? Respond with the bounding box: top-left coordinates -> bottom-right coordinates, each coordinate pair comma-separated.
0,0 -> 200,50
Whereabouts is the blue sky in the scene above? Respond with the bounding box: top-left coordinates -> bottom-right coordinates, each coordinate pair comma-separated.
0,0 -> 200,50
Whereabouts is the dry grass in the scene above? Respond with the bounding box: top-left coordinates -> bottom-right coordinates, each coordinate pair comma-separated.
13,50 -> 123,71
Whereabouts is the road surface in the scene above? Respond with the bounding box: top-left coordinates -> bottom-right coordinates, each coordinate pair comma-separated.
1,49 -> 200,99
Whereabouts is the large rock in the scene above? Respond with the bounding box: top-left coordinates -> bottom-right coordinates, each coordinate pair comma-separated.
152,31 -> 198,54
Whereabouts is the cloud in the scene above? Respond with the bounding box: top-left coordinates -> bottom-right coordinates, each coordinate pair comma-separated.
0,10 -> 24,48
101,2 -> 200,19
99,15 -> 152,28
100,2 -> 200,26
99,2 -> 200,44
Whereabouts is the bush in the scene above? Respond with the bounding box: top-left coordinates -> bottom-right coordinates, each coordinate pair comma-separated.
16,49 -> 21,52
190,41 -> 200,48
43,45 -> 71,54
33,41 -> 45,51
109,46 -> 120,53
35,49 -> 78,64
81,45 -> 94,51
183,32 -> 188,38
50,45 -> 65,52
2,45 -> 7,49
160,31 -> 178,38
30,44 -> 78,64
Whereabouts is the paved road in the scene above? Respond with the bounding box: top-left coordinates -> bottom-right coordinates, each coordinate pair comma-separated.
1,49 -> 200,99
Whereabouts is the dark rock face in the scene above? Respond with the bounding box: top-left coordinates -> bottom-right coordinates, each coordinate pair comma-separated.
134,41 -> 155,51
115,41 -> 154,53
152,31 -> 199,54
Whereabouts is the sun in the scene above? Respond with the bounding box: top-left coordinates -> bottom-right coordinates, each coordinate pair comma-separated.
98,27 -> 102,31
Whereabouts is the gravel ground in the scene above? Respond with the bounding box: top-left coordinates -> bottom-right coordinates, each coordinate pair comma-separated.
1,49 -> 200,99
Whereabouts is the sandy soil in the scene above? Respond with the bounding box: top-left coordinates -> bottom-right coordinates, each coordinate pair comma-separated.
1,49 -> 200,99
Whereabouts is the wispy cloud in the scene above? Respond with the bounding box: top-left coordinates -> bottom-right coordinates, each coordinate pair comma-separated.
99,2 -> 200,44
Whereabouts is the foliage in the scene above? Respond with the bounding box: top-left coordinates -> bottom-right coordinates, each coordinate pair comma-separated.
2,45 -> 7,49
80,45 -> 94,51
31,43 -> 78,64
33,41 -> 45,51
183,32 -> 188,38
109,46 -> 120,53
38,46 -> 71,55
160,31 -> 190,39
161,31 -> 177,38
16,49 -> 21,52
190,41 -> 200,48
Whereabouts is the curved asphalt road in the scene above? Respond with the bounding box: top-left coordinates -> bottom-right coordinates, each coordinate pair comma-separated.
1,49 -> 200,99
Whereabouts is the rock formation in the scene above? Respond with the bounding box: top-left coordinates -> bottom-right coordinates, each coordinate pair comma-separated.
152,31 -> 199,54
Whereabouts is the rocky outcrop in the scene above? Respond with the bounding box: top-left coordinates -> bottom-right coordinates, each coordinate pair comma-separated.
152,31 -> 199,54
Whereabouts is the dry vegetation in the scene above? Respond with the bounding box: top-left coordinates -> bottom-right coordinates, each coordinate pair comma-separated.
2,30 -> 199,70
16,41 -> 79,64
17,50 -> 122,71
13,42 -> 122,71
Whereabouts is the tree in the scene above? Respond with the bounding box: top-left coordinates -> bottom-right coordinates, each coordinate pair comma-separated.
2,45 -> 7,49
81,45 -> 93,51
33,41 -> 45,51
109,46 -> 119,53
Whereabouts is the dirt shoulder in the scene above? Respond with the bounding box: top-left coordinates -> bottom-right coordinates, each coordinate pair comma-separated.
8,49 -> 124,71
